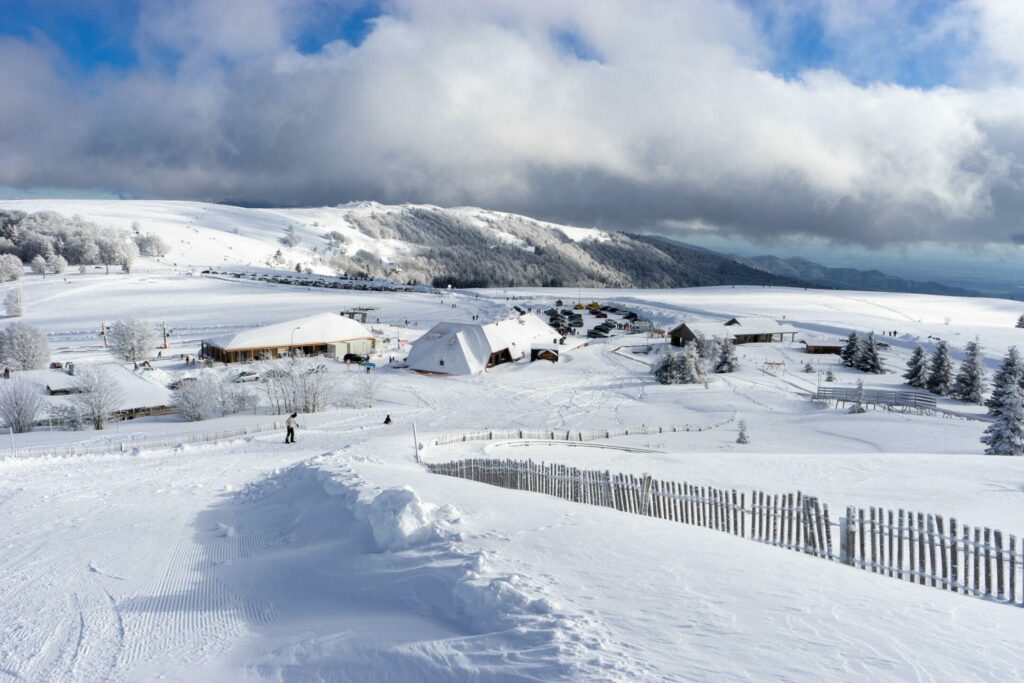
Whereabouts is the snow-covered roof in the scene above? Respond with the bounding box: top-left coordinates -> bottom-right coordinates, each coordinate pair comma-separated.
672,317 -> 799,339
407,313 -> 562,375
203,312 -> 372,350
23,365 -> 172,411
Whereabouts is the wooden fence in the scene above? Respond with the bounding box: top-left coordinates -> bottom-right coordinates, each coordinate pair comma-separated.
427,418 -> 735,448
426,457 -> 1023,607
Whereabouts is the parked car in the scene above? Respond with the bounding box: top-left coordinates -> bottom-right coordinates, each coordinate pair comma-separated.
390,359 -> 409,369
234,370 -> 260,383
343,353 -> 369,363
587,330 -> 608,339
168,376 -> 198,390
49,361 -> 64,369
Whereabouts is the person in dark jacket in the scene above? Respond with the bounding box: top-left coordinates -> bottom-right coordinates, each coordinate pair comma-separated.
285,413 -> 299,443
384,414 -> 392,425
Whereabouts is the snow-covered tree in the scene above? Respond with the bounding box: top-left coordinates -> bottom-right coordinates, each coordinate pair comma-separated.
803,362 -> 814,373
0,322 -> 49,369
260,354 -> 334,413
982,380 -> 1024,456
653,351 -> 681,385
47,254 -> 68,274
4,289 -> 25,317
0,254 -> 22,282
986,346 -> 1022,417
281,225 -> 301,247
69,366 -> 124,430
1016,314 -> 1024,329
109,318 -> 157,364
736,420 -> 749,444
951,338 -> 986,404
0,377 -> 45,433
825,370 -> 836,382
903,345 -> 929,388
713,339 -> 739,373
926,341 -> 954,395
134,233 -> 169,257
849,379 -> 867,413
30,255 -> 47,276
856,332 -> 885,374
351,373 -> 380,408
840,331 -> 860,367
678,343 -> 705,384
173,372 -> 256,421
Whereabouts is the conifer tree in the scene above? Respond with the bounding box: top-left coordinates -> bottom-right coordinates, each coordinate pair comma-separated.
857,332 -> 885,374
951,338 -> 986,404
653,351 -> 680,385
926,341 -> 954,396
840,331 -> 860,367
982,380 -> 1024,455
713,339 -> 739,373
1016,314 -> 1024,329
986,346 -> 1022,417
903,345 -> 929,388
678,343 -> 705,384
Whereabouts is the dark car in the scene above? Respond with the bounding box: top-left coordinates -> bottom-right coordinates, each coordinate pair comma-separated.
587,330 -> 609,339
343,353 -> 369,363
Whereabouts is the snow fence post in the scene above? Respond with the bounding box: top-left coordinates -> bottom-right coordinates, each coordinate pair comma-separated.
839,516 -> 850,565
639,474 -> 654,516
412,420 -> 421,464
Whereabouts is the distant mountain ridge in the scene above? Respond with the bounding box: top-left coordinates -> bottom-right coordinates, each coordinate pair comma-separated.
728,254 -> 981,297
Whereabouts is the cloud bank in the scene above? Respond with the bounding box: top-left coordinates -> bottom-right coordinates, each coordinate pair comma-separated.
3,0 -> 1024,246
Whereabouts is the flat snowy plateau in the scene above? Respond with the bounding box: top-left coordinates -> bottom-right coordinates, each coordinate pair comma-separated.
0,200 -> 1022,682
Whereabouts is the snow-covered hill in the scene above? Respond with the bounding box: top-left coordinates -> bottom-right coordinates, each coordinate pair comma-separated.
0,199 -> 803,289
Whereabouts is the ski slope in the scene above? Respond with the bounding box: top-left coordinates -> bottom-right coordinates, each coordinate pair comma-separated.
1,258 -> 1023,680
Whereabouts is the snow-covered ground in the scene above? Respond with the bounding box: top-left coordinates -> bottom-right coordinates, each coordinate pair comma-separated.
1,207 -> 1024,680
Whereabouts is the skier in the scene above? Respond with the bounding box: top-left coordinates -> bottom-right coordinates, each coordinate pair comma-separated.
285,413 -> 299,443
384,414 -> 393,425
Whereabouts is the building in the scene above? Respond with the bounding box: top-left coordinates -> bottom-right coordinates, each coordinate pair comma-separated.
29,364 -> 174,422
670,317 -> 799,346
802,340 -> 844,355
530,344 -> 560,363
200,312 -> 376,363
407,313 -> 562,375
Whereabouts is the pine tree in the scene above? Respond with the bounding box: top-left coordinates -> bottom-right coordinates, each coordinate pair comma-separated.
803,362 -> 814,373
678,343 -> 704,384
986,346 -> 1022,417
982,380 -> 1024,455
840,331 -> 860,367
825,370 -> 836,382
951,338 -> 986,404
1016,314 -> 1024,329
713,339 -> 739,373
857,333 -> 885,374
926,341 -> 954,396
904,345 -> 929,388
653,352 -> 679,385
736,420 -> 749,444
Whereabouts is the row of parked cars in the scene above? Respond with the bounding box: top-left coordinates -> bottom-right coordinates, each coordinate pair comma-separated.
199,269 -> 416,293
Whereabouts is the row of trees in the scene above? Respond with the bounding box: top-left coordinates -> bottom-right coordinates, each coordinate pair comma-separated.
653,337 -> 739,385
840,331 -> 885,374
903,340 -> 986,403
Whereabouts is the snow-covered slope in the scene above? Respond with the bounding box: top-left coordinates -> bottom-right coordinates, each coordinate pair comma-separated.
0,199 -> 802,289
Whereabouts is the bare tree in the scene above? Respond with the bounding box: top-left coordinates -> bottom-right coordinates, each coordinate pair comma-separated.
173,371 -> 256,421
351,373 -> 380,408
260,353 -> 334,414
0,322 -> 50,369
70,366 -> 124,430
0,376 -> 46,433
109,318 -> 158,364
4,289 -> 26,317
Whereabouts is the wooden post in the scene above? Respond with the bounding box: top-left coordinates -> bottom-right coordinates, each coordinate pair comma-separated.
973,526 -> 981,596
950,518 -> 958,593
857,508 -> 866,568
731,490 -> 739,535
844,506 -> 856,566
917,512 -> 926,586
936,515 -> 949,591
822,503 -> 833,560
740,492 -> 746,538
639,474 -> 654,517
814,499 -> 827,559
927,514 -> 937,588
984,527 -> 992,597
787,494 -> 795,549
897,509 -> 905,580
870,507 -> 878,572
995,530 -> 1005,600
1010,534 -> 1017,604
887,509 -> 895,578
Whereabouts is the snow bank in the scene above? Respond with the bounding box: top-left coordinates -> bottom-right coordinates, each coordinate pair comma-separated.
366,486 -> 457,552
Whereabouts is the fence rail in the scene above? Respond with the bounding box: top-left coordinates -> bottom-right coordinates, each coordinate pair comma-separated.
0,421 -> 283,460
426,419 -> 735,448
426,457 -> 1023,608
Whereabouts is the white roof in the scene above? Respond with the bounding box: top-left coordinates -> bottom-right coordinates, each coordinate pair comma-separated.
23,365 -> 172,411
204,312 -> 371,350
673,317 -> 799,339
407,313 -> 562,375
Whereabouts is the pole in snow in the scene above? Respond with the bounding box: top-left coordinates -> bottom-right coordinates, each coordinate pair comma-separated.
412,420 -> 421,464
8,426 -> 14,452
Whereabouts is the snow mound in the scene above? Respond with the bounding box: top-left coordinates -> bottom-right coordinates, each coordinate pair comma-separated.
366,486 -> 457,552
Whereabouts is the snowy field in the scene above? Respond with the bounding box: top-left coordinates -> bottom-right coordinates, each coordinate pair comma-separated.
1,203 -> 1024,680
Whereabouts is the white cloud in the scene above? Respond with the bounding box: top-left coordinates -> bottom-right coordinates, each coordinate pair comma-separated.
1,0 -> 1024,246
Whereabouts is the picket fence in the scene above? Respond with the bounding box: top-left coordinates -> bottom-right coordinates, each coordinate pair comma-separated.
0,421 -> 284,460
426,457 -> 1024,607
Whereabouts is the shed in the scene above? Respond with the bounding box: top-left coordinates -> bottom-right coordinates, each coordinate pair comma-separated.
802,340 -> 844,355
530,344 -> 560,363
200,312 -> 375,363
670,317 -> 799,346
407,313 -> 562,375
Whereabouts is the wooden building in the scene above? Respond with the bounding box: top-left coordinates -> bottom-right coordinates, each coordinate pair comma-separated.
201,312 -> 376,364
670,317 -> 799,346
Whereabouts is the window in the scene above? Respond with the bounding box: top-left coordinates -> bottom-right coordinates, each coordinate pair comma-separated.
439,359 -> 445,366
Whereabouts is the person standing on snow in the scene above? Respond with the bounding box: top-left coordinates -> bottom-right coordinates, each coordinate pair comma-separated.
285,413 -> 299,443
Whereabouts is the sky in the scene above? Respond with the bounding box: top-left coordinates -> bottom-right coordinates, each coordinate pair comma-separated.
3,0 -> 1024,279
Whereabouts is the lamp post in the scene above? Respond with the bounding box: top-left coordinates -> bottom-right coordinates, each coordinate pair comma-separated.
291,326 -> 301,355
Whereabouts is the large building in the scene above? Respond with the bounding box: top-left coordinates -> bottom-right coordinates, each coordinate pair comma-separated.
407,313 -> 562,375
200,313 -> 376,363
670,317 -> 799,346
